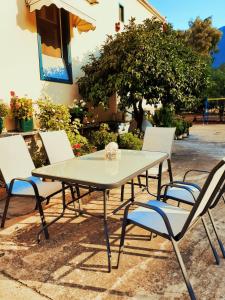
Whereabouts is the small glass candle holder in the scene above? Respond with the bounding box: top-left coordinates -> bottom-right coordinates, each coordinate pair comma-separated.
105,142 -> 119,160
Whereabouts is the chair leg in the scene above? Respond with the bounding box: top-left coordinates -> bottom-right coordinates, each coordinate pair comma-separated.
201,217 -> 220,265
75,184 -> 82,212
121,185 -> 125,202
69,186 -> 79,215
207,210 -> 225,258
168,159 -> 173,182
36,186 -> 68,242
171,238 -> 196,300
145,170 -> 154,195
1,195 -> 11,228
222,194 -> 225,204
75,184 -> 80,198
149,231 -> 153,241
131,179 -> 134,202
46,197 -> 50,205
157,163 -> 162,200
35,197 -> 49,242
116,217 -> 128,268
137,175 -> 142,188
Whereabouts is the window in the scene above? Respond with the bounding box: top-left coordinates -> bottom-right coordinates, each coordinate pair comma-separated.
36,5 -> 72,84
119,4 -> 124,23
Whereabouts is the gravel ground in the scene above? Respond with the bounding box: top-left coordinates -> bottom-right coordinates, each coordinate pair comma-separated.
0,124 -> 225,300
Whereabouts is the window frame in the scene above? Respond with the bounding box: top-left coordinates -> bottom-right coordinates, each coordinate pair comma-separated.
36,6 -> 73,84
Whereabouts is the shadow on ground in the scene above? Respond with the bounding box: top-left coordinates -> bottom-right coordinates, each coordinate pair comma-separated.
0,124 -> 225,300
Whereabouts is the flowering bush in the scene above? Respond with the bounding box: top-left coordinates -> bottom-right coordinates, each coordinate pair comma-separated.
72,143 -> 82,156
10,92 -> 33,120
0,100 -> 9,118
37,99 -> 92,155
37,99 -> 72,131
69,98 -> 88,122
91,123 -> 117,150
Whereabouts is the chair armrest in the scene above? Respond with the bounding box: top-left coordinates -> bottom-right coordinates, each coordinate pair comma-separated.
124,201 -> 175,237
183,169 -> 209,181
173,181 -> 201,191
160,183 -> 198,203
8,177 -> 40,199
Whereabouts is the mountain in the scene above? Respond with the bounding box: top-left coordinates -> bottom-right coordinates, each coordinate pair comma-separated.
212,26 -> 225,68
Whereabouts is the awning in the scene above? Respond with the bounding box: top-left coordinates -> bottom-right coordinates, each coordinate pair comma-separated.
26,0 -> 96,32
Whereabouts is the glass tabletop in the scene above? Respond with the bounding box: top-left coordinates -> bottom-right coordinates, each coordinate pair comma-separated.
32,149 -> 168,189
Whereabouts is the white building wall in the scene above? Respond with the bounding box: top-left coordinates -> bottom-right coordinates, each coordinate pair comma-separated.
72,0 -> 157,81
0,0 -> 163,105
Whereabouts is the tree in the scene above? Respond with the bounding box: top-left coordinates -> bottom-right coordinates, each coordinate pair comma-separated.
208,64 -> 225,97
179,17 -> 222,57
207,64 -> 225,121
78,18 -> 210,130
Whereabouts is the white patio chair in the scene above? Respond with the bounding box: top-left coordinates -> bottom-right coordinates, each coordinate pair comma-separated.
39,130 -> 90,210
39,130 -> 74,164
118,158 -> 225,300
141,127 -> 176,196
163,166 -> 225,258
121,127 -> 175,202
0,135 -> 70,242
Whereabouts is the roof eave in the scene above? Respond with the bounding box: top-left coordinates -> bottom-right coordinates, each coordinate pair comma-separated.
137,0 -> 166,23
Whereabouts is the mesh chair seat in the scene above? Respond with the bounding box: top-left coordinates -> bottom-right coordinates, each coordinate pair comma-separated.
8,176 -> 62,198
128,200 -> 189,236
166,183 -> 201,204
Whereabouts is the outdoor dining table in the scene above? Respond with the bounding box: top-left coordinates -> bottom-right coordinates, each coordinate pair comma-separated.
32,149 -> 168,272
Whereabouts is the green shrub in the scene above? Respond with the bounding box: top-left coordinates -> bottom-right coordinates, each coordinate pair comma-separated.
172,118 -> 185,137
27,139 -> 47,168
152,106 -> 175,127
118,132 -> 142,150
152,106 -> 192,138
37,99 -> 72,131
37,99 -> 92,158
172,118 -> 192,137
0,100 -> 9,118
91,123 -> 117,150
37,99 -> 84,142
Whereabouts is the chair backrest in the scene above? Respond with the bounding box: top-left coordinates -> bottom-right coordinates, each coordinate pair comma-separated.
181,158 -> 225,237
142,127 -> 175,158
209,182 -> 225,209
39,130 -> 74,164
0,135 -> 35,185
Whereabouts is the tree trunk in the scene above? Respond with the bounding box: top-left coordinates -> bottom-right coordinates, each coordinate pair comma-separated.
132,100 -> 144,132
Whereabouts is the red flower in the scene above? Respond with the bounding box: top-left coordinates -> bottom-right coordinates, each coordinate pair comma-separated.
75,152 -> 81,156
10,91 -> 15,97
73,143 -> 81,149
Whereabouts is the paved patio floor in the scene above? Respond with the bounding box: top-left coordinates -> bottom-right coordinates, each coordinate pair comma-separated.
0,124 -> 225,300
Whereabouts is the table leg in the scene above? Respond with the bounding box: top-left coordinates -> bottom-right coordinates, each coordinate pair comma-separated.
103,189 -> 112,272
131,179 -> 134,202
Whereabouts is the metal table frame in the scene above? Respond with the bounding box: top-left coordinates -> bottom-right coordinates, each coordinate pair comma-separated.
32,150 -> 168,272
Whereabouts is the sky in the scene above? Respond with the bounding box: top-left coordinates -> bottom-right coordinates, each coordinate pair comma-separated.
149,0 -> 225,30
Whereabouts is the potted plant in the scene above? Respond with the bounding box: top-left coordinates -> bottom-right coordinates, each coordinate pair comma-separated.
0,100 -> 9,134
10,93 -> 34,132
